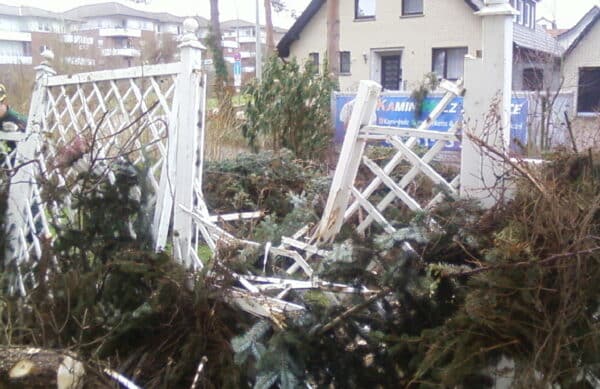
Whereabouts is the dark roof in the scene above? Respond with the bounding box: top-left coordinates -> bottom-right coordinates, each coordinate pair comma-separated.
277,0 -> 324,57
277,0 -> 547,58
0,3 -> 79,21
558,6 -> 600,56
513,23 -> 562,56
63,2 -> 185,24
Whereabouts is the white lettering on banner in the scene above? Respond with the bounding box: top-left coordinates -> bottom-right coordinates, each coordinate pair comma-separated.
511,102 -> 524,115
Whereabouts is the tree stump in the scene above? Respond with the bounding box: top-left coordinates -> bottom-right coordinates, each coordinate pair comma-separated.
0,347 -> 84,389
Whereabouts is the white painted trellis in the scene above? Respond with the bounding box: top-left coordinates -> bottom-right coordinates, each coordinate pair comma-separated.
314,79 -> 464,243
2,19 -> 207,293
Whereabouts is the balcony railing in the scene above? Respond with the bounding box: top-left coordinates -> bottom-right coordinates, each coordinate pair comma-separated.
99,28 -> 142,38
0,55 -> 32,64
0,31 -> 31,42
101,48 -> 141,57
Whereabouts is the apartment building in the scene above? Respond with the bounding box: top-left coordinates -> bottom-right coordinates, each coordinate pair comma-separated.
0,2 -> 203,72
220,19 -> 287,79
0,4 -> 86,67
63,2 -> 202,68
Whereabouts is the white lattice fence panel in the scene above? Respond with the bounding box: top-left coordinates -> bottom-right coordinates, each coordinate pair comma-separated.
315,79 -> 464,242
38,64 -> 179,234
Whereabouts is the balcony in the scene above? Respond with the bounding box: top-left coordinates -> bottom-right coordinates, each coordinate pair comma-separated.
0,31 -> 31,42
0,55 -> 32,65
222,40 -> 239,49
102,48 -> 140,57
237,36 -> 265,44
99,28 -> 142,38
65,56 -> 96,66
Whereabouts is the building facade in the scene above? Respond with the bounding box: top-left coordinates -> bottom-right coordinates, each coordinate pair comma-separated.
0,2 -> 202,72
557,6 -> 600,148
277,0 -> 561,92
220,19 -> 287,82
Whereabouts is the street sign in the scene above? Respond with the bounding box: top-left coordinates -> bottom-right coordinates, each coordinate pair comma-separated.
234,60 -> 242,88
234,52 -> 241,61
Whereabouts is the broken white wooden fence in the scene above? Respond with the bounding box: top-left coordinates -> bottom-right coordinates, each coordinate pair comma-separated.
314,79 -> 464,243
187,78 -> 465,320
1,20 -> 465,321
2,19 -> 206,294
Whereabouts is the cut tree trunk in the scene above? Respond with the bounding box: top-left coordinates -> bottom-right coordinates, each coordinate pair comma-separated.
0,347 -> 84,389
264,0 -> 275,55
327,0 -> 340,78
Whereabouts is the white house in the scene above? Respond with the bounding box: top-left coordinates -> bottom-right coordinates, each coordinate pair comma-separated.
277,0 -> 561,92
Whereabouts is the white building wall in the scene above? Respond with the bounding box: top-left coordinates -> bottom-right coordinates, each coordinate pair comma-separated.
0,17 -> 21,32
562,18 -> 600,149
563,19 -> 600,112
288,0 -> 482,91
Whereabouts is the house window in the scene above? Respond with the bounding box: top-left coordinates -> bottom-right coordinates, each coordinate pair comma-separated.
308,52 -> 319,70
22,42 -> 31,56
577,67 -> 600,114
432,47 -> 468,80
340,51 -> 351,74
355,0 -> 375,19
523,68 -> 544,91
512,0 -> 536,28
403,0 -> 423,16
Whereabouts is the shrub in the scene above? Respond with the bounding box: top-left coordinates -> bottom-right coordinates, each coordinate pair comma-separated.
242,56 -> 337,160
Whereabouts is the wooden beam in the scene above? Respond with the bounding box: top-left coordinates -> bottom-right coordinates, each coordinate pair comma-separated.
360,126 -> 459,142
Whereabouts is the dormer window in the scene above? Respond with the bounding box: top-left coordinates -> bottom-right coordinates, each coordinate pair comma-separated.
511,0 -> 536,29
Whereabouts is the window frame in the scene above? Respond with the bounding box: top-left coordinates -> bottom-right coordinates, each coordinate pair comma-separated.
340,51 -> 351,74
308,52 -> 320,71
577,67 -> 600,115
522,67 -> 544,91
355,0 -> 376,20
402,0 -> 424,16
431,47 -> 468,81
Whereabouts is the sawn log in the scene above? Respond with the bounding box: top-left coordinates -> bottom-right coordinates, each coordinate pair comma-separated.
0,346 -> 84,389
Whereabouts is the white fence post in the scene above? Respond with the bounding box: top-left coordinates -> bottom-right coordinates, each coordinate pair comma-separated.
314,80 -> 380,243
460,0 -> 516,207
4,50 -> 55,272
172,18 -> 205,268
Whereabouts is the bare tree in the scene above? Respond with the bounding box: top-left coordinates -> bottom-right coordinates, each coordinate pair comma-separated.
327,0 -> 340,78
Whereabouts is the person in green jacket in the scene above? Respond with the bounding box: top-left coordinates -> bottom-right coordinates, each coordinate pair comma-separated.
0,83 -> 27,132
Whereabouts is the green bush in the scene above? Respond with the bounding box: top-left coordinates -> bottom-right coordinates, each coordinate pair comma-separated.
242,56 -> 337,160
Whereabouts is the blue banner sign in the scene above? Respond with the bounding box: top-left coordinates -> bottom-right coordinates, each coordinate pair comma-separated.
334,94 -> 529,152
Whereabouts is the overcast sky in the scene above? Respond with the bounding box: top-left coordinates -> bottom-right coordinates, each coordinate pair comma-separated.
2,0 -> 599,29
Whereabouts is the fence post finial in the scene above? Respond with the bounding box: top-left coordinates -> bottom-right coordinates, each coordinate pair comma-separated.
38,48 -> 56,78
